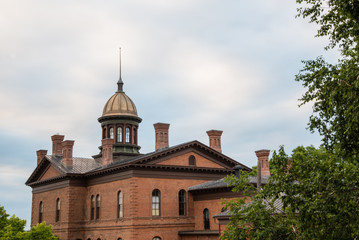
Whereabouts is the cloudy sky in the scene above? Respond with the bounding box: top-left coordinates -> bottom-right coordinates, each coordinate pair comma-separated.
0,0 -> 338,229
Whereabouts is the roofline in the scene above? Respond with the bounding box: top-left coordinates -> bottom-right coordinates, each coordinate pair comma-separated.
129,140 -> 251,170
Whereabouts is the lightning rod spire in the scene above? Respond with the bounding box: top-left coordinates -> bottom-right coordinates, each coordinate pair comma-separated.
117,47 -> 124,92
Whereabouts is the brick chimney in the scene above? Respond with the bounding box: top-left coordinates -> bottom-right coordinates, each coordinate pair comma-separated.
101,138 -> 113,165
36,150 -> 48,165
255,149 -> 270,176
153,123 -> 170,151
51,134 -> 65,155
62,140 -> 74,167
206,130 -> 223,153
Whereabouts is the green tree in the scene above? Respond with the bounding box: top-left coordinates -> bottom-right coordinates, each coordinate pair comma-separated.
221,1 -> 359,239
23,223 -> 59,240
295,0 -> 359,159
222,146 -> 359,240
0,205 -> 59,240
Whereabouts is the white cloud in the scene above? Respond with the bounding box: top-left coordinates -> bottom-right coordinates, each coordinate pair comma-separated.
0,0 -> 327,226
0,165 -> 31,187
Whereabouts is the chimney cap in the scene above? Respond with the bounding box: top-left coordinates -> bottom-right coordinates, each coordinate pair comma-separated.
153,123 -> 170,129
62,140 -> 75,146
51,134 -> 65,140
206,129 -> 223,135
255,149 -> 270,157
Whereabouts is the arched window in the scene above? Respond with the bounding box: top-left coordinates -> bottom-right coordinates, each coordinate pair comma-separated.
152,189 -> 160,216
203,208 -> 210,230
133,128 -> 137,145
96,195 -> 100,219
189,155 -> 196,166
178,190 -> 186,216
109,127 -> 114,139
117,127 -> 123,143
117,238 -> 123,240
39,201 -> 43,223
90,195 -> 95,220
118,191 -> 123,218
153,237 -> 161,240
102,127 -> 106,139
125,127 -> 130,143
56,198 -> 60,222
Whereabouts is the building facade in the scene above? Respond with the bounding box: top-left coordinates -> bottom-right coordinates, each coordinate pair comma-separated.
26,77 -> 270,240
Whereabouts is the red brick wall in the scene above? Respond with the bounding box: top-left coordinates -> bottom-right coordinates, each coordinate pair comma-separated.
193,199 -> 224,231
32,187 -> 69,239
82,177 -> 211,240
39,165 -> 62,181
158,152 -> 225,169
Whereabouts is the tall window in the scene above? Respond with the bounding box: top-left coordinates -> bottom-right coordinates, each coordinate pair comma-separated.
133,128 -> 137,144
118,191 -> 123,218
102,127 -> 106,139
117,127 -> 123,142
178,190 -> 186,216
203,208 -> 210,230
96,195 -> 100,219
153,237 -> 161,240
90,195 -> 95,220
125,127 -> 130,143
109,127 -> 114,139
56,198 -> 60,222
152,189 -> 160,216
39,201 -> 43,223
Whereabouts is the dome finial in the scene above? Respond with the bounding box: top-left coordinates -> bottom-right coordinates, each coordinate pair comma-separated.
117,47 -> 124,92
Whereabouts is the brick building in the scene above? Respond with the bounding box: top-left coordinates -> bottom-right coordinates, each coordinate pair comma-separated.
26,77 -> 270,240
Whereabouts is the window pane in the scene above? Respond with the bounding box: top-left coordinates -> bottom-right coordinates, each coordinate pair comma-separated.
118,191 -> 123,218
117,127 -> 123,142
109,127 -> 114,139
125,127 -> 130,142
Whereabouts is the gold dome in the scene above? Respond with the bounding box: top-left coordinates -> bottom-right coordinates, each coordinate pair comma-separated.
102,91 -> 138,117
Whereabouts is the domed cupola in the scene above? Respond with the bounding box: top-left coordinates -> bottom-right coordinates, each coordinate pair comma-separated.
96,76 -> 142,164
101,79 -> 139,118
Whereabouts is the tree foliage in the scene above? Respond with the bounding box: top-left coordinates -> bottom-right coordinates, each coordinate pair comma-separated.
0,205 -> 59,240
295,0 -> 359,159
222,146 -> 359,240
222,0 -> 359,239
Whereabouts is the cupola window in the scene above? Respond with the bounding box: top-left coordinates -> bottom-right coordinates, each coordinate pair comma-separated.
109,127 -> 114,139
117,127 -> 123,143
102,127 -> 106,139
125,127 -> 130,143
133,128 -> 137,145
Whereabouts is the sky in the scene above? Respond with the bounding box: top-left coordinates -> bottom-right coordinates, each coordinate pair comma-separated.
0,0 -> 339,229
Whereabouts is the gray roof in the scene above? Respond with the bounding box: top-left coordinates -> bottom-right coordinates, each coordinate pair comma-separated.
86,140 -> 249,173
188,175 -> 270,191
46,155 -> 102,174
214,198 -> 284,218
